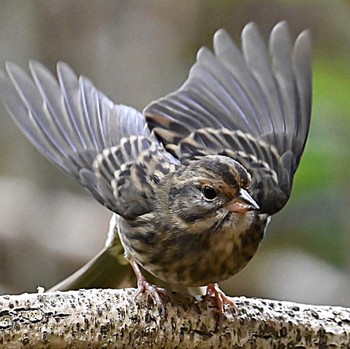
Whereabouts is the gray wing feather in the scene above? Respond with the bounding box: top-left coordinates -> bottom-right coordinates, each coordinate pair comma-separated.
144,22 -> 312,214
213,29 -> 269,135
293,30 -> 312,161
0,61 -> 154,210
241,23 -> 283,142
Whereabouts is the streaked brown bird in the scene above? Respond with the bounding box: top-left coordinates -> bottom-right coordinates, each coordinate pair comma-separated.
0,21 -> 312,315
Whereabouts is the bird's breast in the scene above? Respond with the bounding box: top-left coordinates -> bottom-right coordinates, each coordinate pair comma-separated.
117,212 -> 266,287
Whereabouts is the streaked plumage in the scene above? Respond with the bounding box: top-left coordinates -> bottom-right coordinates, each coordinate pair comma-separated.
0,22 -> 312,312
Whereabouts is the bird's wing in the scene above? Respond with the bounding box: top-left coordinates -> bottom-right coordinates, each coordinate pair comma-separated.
93,139 -> 179,218
144,21 -> 312,214
0,61 -> 177,216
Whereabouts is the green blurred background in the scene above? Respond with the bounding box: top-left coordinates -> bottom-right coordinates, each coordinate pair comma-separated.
0,0 -> 349,306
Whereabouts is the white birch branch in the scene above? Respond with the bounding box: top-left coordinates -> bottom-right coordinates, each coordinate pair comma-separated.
0,288 -> 349,348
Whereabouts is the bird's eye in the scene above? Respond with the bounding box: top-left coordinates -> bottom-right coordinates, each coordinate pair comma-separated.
202,186 -> 217,200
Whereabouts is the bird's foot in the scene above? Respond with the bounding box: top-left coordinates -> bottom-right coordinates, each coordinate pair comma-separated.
130,259 -> 170,316
134,275 -> 170,315
205,283 -> 237,328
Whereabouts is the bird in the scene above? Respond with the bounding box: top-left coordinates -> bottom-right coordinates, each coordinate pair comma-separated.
0,21 -> 312,317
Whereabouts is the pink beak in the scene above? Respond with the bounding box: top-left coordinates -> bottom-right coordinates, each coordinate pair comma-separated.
225,189 -> 259,213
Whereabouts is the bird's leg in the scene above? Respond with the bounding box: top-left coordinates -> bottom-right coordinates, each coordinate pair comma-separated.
205,283 -> 237,326
129,259 -> 169,315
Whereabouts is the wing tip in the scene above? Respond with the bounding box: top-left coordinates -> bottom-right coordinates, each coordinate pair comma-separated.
272,20 -> 289,33
241,21 -> 258,38
213,28 -> 236,55
295,29 -> 312,55
213,28 -> 229,41
5,61 -> 21,76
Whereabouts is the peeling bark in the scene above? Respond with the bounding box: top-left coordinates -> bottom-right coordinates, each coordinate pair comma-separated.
0,288 -> 349,348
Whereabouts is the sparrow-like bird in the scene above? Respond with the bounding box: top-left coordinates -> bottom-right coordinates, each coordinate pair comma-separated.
0,22 -> 311,313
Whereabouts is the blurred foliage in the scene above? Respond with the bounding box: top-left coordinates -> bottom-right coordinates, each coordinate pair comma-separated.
295,58 -> 350,195
263,44 -> 350,269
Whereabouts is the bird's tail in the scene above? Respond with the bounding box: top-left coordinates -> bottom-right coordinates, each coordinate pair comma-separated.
49,245 -> 134,292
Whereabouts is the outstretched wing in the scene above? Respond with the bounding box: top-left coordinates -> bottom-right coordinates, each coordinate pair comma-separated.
0,61 -> 176,216
144,22 -> 312,215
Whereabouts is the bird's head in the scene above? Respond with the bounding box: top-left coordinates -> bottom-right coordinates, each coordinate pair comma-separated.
165,155 -> 259,233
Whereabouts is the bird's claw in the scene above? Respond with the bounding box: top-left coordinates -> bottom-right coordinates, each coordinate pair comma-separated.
205,283 -> 237,328
134,275 -> 170,316
130,258 -> 171,316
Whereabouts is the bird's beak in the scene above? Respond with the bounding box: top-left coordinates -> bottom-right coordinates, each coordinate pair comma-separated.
225,189 -> 259,214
